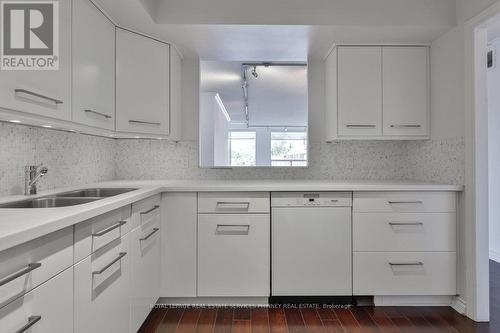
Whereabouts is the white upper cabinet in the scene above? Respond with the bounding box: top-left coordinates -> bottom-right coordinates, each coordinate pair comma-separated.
116,28 -> 170,136
382,47 -> 429,137
325,45 -> 430,141
337,47 -> 383,137
0,0 -> 71,120
169,46 -> 182,141
72,0 -> 115,130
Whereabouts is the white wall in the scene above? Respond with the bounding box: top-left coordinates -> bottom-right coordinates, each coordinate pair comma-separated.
488,38 -> 500,262
199,92 -> 215,166
213,99 -> 230,166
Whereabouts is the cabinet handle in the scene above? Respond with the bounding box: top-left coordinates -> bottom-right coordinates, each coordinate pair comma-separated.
0,263 -> 41,287
140,228 -> 160,241
92,221 -> 127,237
129,120 -> 161,126
388,222 -> 424,226
14,89 -> 63,105
84,109 -> 112,119
346,124 -> 376,128
388,200 -> 423,204
216,202 -> 250,211
389,262 -> 424,266
92,252 -> 127,275
15,316 -> 42,333
216,224 -> 250,235
390,124 -> 421,128
140,205 -> 160,215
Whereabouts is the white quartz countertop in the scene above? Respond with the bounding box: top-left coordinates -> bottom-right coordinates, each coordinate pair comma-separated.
0,179 -> 463,252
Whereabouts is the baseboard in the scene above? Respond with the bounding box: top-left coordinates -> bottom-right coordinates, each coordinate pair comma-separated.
490,249 -> 500,263
374,295 -> 453,307
451,296 -> 467,315
157,297 -> 269,307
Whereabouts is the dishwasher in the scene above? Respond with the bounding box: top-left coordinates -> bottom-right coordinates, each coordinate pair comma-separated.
271,192 -> 352,297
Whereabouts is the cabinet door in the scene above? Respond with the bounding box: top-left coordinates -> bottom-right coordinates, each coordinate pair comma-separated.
162,192 -> 197,297
74,234 -> 130,333
0,267 -> 73,333
0,0 -> 71,120
198,214 -> 270,297
129,218 -> 160,332
72,0 -> 115,130
116,28 -> 170,135
338,47 -> 382,137
382,47 -> 429,137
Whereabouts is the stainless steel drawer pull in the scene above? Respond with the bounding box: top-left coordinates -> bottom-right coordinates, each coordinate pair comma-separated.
0,263 -> 42,287
216,224 -> 250,235
389,222 -> 424,226
388,200 -> 423,204
129,120 -> 161,126
92,221 -> 127,237
15,89 -> 63,105
92,252 -> 127,275
216,202 -> 250,211
346,124 -> 376,128
15,316 -> 42,333
389,262 -> 424,266
390,124 -> 421,128
140,228 -> 160,241
140,205 -> 160,215
84,109 -> 112,119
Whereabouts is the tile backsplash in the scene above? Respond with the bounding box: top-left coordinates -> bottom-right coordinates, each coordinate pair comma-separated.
0,122 -> 465,197
0,122 -> 115,196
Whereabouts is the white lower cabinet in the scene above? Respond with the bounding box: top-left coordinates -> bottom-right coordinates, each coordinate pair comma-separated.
198,214 -> 270,297
74,232 -> 130,333
352,191 -> 457,298
129,216 -> 161,332
0,267 -> 73,333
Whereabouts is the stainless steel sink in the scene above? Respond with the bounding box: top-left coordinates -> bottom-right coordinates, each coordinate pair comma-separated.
57,188 -> 138,198
0,197 -> 101,208
0,188 -> 138,208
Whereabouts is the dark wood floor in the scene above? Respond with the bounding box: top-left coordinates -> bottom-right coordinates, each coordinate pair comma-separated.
139,261 -> 500,333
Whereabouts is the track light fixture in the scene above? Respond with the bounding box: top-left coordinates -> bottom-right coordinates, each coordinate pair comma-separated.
251,65 -> 258,78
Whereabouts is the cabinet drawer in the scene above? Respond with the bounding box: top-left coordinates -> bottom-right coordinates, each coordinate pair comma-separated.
353,192 -> 456,213
74,233 -> 130,333
353,252 -> 456,296
198,214 -> 270,296
0,267 -> 73,333
198,192 -> 270,213
132,195 -> 161,228
74,205 -> 132,262
0,227 -> 73,307
353,213 -> 456,252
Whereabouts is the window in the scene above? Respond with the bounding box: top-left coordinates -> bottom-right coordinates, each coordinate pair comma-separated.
229,131 -> 256,166
271,131 -> 308,166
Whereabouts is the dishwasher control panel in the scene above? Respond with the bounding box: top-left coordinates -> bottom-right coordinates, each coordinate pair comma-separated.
271,192 -> 352,207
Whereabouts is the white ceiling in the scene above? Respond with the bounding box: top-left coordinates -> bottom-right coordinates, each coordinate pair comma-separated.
200,62 -> 308,127
95,0 -> 457,60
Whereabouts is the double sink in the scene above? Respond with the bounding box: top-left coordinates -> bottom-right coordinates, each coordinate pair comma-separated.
0,188 -> 138,208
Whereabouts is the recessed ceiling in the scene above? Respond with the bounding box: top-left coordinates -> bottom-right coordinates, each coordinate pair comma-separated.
95,0 -> 457,60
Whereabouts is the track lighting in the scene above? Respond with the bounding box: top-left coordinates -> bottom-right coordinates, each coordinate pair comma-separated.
251,66 -> 258,78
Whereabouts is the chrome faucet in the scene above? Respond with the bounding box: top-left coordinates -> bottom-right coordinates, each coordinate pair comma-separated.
24,164 -> 48,195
